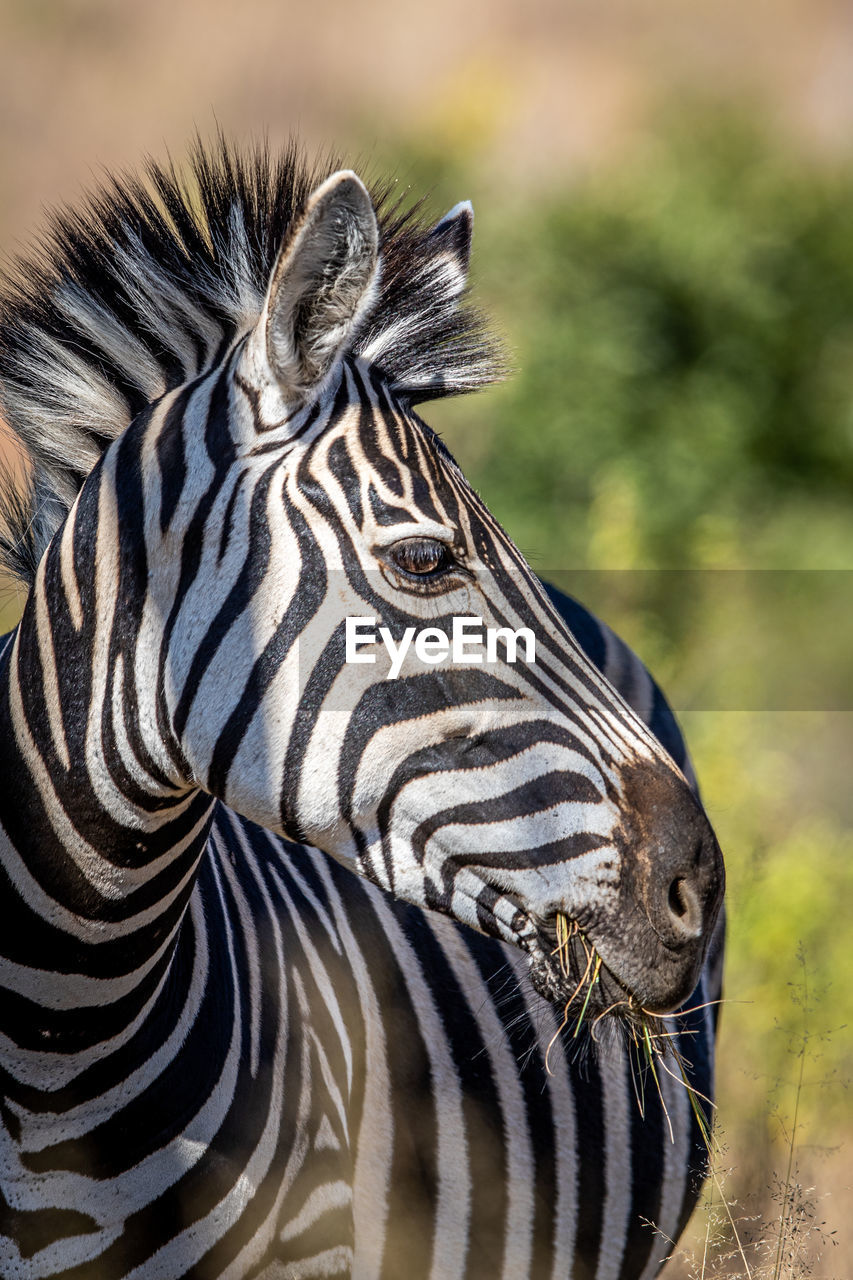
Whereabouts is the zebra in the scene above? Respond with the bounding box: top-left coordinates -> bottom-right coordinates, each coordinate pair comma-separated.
0,141 -> 725,1280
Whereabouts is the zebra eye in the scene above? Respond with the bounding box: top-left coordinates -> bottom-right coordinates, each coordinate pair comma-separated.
388,537 -> 453,577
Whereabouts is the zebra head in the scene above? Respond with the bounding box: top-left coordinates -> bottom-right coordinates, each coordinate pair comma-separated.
148,169 -> 723,1019
1,154 -> 723,1023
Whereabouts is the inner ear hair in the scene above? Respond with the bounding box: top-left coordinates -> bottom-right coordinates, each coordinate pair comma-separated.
264,172 -> 379,401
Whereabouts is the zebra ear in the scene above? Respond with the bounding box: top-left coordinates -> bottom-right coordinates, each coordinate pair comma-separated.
259,171 -> 379,402
426,200 -> 473,298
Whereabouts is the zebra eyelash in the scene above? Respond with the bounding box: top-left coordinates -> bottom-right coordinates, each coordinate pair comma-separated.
385,537 -> 456,579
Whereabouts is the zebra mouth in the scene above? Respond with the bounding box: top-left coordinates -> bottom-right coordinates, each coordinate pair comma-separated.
523,917 -> 647,1030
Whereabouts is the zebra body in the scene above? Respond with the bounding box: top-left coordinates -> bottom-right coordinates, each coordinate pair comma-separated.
0,145 -> 724,1278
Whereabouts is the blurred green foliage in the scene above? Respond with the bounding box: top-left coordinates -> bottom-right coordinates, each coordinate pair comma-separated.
422,107 -> 853,572
685,712 -> 852,1169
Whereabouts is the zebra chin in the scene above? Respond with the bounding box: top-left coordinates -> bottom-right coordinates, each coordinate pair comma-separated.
522,913 -> 712,1025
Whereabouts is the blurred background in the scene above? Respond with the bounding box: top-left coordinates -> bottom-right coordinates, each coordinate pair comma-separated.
0,1 -> 851,1274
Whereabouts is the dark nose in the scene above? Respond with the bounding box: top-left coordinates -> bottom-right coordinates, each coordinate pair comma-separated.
571,758 -> 724,1016
621,760 -> 725,953
644,824 -> 722,948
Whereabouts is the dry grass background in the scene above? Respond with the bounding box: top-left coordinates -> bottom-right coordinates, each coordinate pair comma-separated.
0,2 -> 851,1275
3,0 -> 853,237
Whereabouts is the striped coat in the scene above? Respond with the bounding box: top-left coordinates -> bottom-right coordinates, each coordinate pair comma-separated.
0,143 -> 724,1279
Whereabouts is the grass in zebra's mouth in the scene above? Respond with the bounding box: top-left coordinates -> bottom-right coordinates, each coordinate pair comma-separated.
546,917 -> 715,1163
544,912 -> 665,1055
545,914 -> 755,1276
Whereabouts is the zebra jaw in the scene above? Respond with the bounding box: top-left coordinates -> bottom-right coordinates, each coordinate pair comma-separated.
396,855 -> 716,1025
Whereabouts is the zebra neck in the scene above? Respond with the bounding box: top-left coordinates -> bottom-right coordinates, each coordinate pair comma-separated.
0,554 -> 216,1066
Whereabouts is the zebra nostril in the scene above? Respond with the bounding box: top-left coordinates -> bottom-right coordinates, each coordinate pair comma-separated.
668,876 -> 687,918
666,874 -> 701,937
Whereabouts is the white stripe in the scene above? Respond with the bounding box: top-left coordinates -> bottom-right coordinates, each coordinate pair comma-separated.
595,1038 -> 632,1279
368,891 -> 470,1280
310,856 -> 393,1280
431,919 -> 535,1280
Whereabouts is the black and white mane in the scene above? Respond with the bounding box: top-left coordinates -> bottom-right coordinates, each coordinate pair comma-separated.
0,139 -> 502,586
